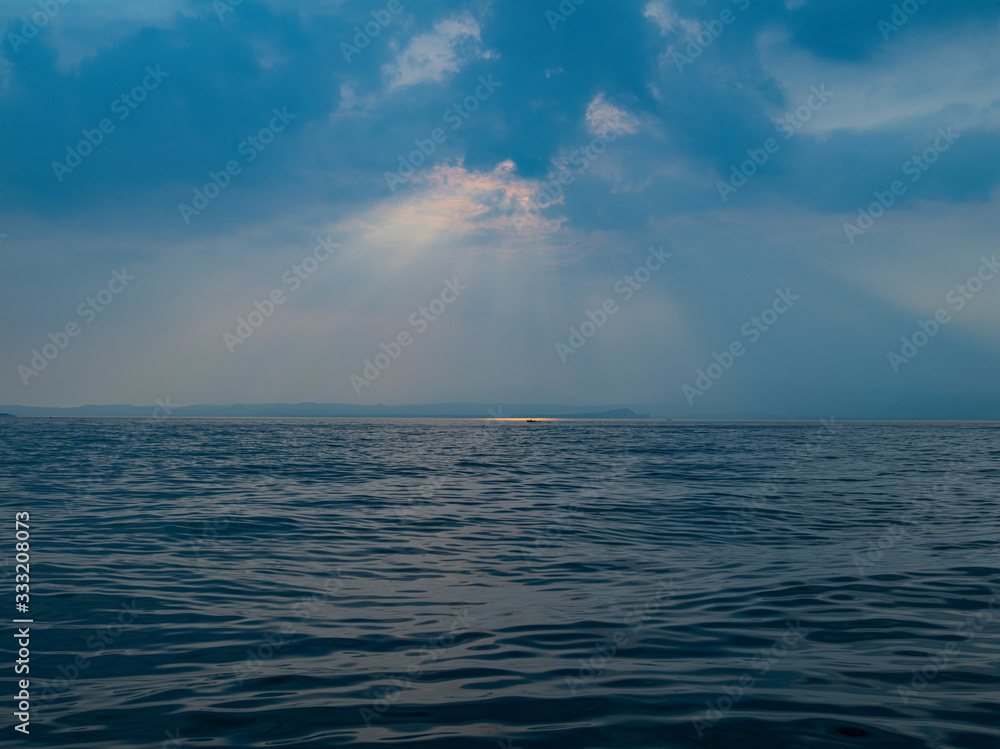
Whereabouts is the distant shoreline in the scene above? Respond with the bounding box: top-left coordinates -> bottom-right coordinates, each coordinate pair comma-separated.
0,404 -> 649,420
2,403 -> 998,421
3,414 -> 998,423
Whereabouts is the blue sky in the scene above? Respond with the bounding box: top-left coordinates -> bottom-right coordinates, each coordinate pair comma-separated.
2,0 -> 999,415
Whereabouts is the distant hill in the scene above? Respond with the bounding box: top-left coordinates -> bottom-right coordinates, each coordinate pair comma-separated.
0,403 -> 652,419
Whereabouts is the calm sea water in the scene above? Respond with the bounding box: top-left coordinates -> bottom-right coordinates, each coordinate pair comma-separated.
2,418 -> 999,748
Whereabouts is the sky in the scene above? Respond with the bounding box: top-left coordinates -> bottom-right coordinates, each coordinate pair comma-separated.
1,0 -> 999,416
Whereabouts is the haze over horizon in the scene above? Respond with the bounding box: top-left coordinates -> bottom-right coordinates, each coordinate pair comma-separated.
3,0 -> 999,415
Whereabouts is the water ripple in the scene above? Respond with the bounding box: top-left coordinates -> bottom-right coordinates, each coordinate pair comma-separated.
1,419 -> 998,748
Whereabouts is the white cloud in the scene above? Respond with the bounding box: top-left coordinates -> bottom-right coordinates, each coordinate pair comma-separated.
247,36 -> 287,70
330,82 -> 379,121
332,160 -> 570,257
758,23 -> 1000,135
643,0 -> 697,37
643,1 -> 677,35
13,0 -> 194,72
383,14 -> 486,91
585,94 -> 640,138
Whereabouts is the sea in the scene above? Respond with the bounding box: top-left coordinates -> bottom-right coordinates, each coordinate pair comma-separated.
2,418 -> 999,748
